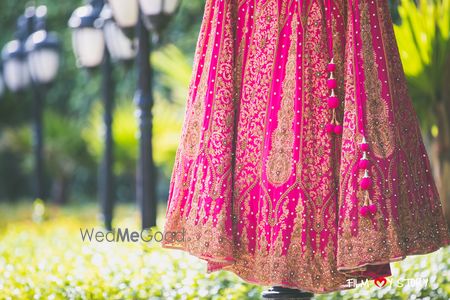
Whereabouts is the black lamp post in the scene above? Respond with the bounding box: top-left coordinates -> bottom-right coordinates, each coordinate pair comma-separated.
1,5 -> 60,201
69,0 -> 137,231
262,286 -> 314,299
107,0 -> 180,230
0,65 -> 4,97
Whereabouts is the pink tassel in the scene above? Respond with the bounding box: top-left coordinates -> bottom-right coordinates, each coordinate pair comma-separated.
360,169 -> 372,190
360,177 -> 372,190
358,152 -> 370,169
368,204 -> 377,214
359,159 -> 369,169
360,137 -> 369,151
327,95 -> 340,109
359,206 -> 370,217
334,124 -> 343,135
325,123 -> 335,133
327,63 -> 336,72
327,78 -> 337,89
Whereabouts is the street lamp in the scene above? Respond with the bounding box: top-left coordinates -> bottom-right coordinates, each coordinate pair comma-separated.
0,65 -> 4,97
100,4 -> 137,62
1,40 -> 30,92
69,0 -> 137,230
68,0 -> 105,68
107,0 -> 181,34
138,0 -> 180,34
106,0 -> 139,31
107,0 -> 181,230
69,1 -> 135,66
26,30 -> 60,84
1,5 -> 60,200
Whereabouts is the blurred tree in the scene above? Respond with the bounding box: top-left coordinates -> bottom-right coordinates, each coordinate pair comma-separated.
394,0 -> 450,228
0,0 -> 96,202
163,0 -> 205,58
82,44 -> 191,202
0,0 -> 204,203
0,110 -> 94,204
44,111 -> 95,204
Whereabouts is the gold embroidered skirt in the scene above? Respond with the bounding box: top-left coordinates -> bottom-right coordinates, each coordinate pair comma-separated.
161,0 -> 450,293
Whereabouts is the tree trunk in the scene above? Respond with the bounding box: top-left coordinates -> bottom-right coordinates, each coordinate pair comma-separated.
432,133 -> 450,231
439,155 -> 450,231
433,55 -> 450,230
51,176 -> 70,205
431,49 -> 450,230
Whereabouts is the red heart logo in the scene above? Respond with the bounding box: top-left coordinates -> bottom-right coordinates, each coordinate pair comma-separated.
374,276 -> 387,288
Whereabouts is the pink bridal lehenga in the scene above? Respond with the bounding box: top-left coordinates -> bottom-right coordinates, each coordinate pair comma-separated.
161,0 -> 450,293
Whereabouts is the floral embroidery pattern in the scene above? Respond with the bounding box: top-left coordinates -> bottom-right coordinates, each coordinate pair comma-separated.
359,0 -> 395,158
265,9 -> 297,187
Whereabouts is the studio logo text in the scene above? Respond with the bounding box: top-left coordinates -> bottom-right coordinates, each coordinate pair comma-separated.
346,276 -> 429,289
80,227 -> 185,243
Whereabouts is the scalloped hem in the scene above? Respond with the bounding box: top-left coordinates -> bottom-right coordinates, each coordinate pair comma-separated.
337,240 -> 450,276
161,241 -> 450,294
162,241 -> 367,293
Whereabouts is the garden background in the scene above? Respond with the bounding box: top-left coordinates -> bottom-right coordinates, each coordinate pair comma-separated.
0,0 -> 449,299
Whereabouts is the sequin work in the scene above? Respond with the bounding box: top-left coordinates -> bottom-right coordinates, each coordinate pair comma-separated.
161,0 -> 450,293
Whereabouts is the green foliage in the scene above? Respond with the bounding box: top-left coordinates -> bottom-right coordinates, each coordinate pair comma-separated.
393,0 -> 450,129
164,0 -> 206,57
0,0 -> 98,200
152,44 -> 192,106
151,44 -> 192,178
82,100 -> 138,176
0,203 -> 262,299
316,249 -> 450,299
32,198 -> 47,223
44,110 -> 94,176
0,0 -> 203,201
82,44 -> 189,179
0,109 -> 93,182
389,0 -> 402,24
0,203 -> 448,299
0,0 -> 96,118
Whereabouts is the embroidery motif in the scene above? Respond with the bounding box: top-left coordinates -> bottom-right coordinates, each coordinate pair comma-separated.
359,0 -> 395,158
182,2 -> 218,158
266,13 -> 297,186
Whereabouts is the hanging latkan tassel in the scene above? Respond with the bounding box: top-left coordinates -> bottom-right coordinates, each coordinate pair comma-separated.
324,0 -> 376,218
349,1 -> 377,218
358,137 -> 377,216
324,0 -> 342,136
325,61 -> 343,135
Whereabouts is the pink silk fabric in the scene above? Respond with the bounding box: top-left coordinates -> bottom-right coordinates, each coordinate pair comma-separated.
162,0 -> 450,293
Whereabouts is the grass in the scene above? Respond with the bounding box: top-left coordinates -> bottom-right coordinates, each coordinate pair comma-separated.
0,201 -> 262,300
0,200 -> 448,299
